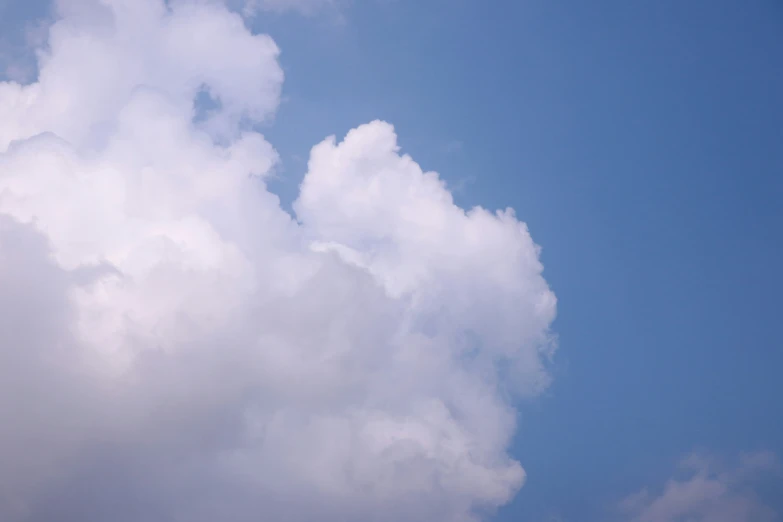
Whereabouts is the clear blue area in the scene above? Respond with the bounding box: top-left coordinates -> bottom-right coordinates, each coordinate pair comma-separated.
2,0 -> 782,520
255,2 -> 783,519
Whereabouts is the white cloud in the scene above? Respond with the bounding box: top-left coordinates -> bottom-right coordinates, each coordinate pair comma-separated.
0,0 -> 556,521
3,0 -> 282,150
619,451 -> 781,522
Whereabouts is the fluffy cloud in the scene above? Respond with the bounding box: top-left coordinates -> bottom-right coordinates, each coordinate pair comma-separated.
0,0 -> 556,521
619,452 -> 781,522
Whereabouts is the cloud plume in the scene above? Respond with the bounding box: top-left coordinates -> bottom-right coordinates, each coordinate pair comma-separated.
0,0 -> 557,521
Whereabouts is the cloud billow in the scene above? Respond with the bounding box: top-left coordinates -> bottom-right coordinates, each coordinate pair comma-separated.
0,0 -> 557,520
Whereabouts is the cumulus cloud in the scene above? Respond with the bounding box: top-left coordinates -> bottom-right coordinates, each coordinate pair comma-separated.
619,451 -> 781,522
0,0 -> 556,521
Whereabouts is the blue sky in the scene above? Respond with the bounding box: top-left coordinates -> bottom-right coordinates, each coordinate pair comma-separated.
261,1 -> 783,519
1,0 -> 782,521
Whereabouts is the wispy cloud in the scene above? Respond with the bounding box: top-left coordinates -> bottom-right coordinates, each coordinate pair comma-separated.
618,451 -> 780,522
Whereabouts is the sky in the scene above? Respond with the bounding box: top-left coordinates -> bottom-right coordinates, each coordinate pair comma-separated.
0,0 -> 781,521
